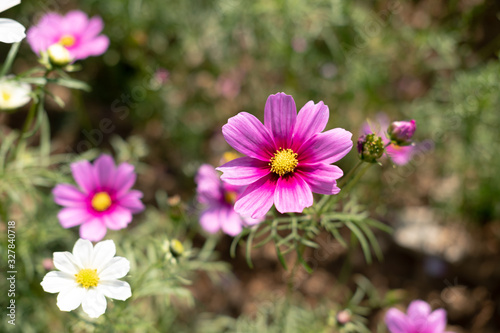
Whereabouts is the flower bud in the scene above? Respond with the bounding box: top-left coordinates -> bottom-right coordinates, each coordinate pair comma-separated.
336,309 -> 352,325
47,44 -> 73,66
388,120 -> 416,145
357,133 -> 384,163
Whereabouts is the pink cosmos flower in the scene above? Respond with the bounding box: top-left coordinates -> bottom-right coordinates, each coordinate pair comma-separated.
217,92 -> 353,218
196,164 -> 261,236
27,10 -> 109,61
52,154 -> 144,241
362,113 -> 419,166
385,300 -> 454,333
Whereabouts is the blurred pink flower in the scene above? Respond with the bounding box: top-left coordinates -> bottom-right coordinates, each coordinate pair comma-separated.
27,10 -> 109,61
385,300 -> 454,333
196,164 -> 261,236
217,92 -> 353,218
363,113 -> 426,166
52,154 -> 144,241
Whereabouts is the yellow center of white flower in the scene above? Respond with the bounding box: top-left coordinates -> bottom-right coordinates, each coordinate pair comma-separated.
91,192 -> 112,212
59,35 -> 76,47
269,148 -> 298,176
75,268 -> 99,288
2,91 -> 11,101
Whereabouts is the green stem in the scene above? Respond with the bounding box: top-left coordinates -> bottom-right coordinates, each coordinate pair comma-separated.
338,160 -> 363,189
0,42 -> 21,77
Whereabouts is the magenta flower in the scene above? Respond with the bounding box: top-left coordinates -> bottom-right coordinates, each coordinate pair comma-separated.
362,113 -> 419,166
27,10 -> 109,61
388,120 -> 417,145
52,154 -> 144,241
196,164 -> 261,236
385,300 -> 454,333
217,92 -> 353,218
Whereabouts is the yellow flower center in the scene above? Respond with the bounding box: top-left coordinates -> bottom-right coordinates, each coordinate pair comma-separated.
91,192 -> 112,212
2,91 -> 11,101
269,148 -> 298,176
224,191 -> 237,204
59,35 -> 76,47
75,268 -> 99,288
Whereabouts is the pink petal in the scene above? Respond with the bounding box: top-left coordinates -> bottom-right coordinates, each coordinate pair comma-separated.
79,219 -> 107,242
297,128 -> 353,164
297,163 -> 343,195
103,206 -> 133,230
195,164 -> 223,204
117,190 -> 144,213
113,162 -> 137,198
93,154 -> 116,190
385,308 -> 411,333
386,144 -> 415,166
427,309 -> 447,333
71,160 -> 97,194
52,184 -> 87,207
27,13 -> 61,53
234,174 -> 277,218
263,92 -> 296,149
291,100 -> 329,150
199,206 -> 222,234
57,207 -> 91,228
222,112 -> 275,161
274,174 -> 313,214
407,300 -> 432,319
82,16 -> 104,40
217,157 -> 270,186
60,10 -> 89,35
220,207 -> 243,236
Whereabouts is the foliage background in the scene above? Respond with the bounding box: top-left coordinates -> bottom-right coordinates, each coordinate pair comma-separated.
1,0 -> 500,332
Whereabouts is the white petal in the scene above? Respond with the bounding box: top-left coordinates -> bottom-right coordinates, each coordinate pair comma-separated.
97,280 -> 131,301
73,239 -> 94,268
82,288 -> 107,318
53,251 -> 81,275
56,286 -> 86,311
0,0 -> 20,13
98,257 -> 130,280
40,271 -> 77,293
91,240 -> 116,272
0,18 -> 25,43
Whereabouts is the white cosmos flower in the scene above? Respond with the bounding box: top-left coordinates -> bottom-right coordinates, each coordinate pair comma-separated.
41,239 -> 132,318
0,0 -> 25,43
0,78 -> 31,110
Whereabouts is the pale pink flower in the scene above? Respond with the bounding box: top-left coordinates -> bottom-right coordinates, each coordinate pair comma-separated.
196,164 -> 261,236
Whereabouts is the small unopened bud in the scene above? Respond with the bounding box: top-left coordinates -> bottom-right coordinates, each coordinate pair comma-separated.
47,44 -> 73,66
357,133 -> 384,163
388,120 -> 416,145
336,309 -> 352,325
169,239 -> 184,257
